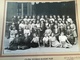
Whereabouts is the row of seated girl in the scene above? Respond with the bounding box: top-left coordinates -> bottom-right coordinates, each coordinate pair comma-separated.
8,31 -> 72,50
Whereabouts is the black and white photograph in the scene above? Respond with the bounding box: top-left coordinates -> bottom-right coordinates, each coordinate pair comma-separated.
2,0 -> 79,55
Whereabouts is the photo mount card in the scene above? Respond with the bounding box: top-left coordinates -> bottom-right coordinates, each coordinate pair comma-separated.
0,0 -> 80,60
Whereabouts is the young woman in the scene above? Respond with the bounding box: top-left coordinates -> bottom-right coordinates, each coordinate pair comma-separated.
49,15 -> 54,23
67,15 -> 72,24
9,34 -> 19,50
9,27 -> 18,44
36,20 -> 40,30
19,20 -> 25,29
44,25 -> 52,37
50,20 -> 54,31
66,26 -> 74,45
32,20 -> 36,29
36,20 -> 40,37
58,20 -> 64,33
28,20 -> 33,31
70,21 -> 77,44
24,26 -> 31,38
40,20 -> 45,38
31,33 -> 40,47
31,15 -> 36,22
57,15 -> 62,21
59,32 -> 72,48
8,22 -> 16,39
62,15 -> 66,21
23,16 -> 28,23
45,20 -> 50,29
43,34 -> 49,47
49,33 -> 61,47
53,25 -> 60,42
28,16 -> 31,22
40,15 -> 45,21
53,15 -> 56,20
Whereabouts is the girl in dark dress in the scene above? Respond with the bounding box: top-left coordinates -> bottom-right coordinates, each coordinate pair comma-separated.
66,26 -> 74,45
53,25 -> 60,42
31,33 -> 40,47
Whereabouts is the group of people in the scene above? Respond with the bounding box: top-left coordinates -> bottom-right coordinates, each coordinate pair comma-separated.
6,15 -> 77,50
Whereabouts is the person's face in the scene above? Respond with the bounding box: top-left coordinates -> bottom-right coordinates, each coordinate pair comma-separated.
44,34 -> 47,37
55,21 -> 57,24
17,16 -> 20,19
33,20 -> 35,23
51,33 -> 54,37
37,20 -> 39,23
24,34 -> 28,37
50,15 -> 52,18
14,16 -> 16,18
41,20 -> 44,23
62,21 -> 65,23
41,15 -> 44,18
46,26 -> 49,29
13,28 -> 15,30
37,16 -> 40,19
25,16 -> 27,18
33,34 -> 36,37
45,15 -> 47,18
71,21 -> 73,24
67,16 -> 69,18
59,21 -> 61,23
62,15 -> 65,18
33,15 -> 35,18
25,22 -> 28,25
53,15 -> 56,18
61,32 -> 64,35
45,20 -> 48,23
12,24 -> 15,27
57,15 -> 60,18
50,20 -> 53,23
16,35 -> 19,37
67,26 -> 70,29
25,26 -> 28,29
21,21 -> 24,24
54,25 -> 57,28
29,21 -> 32,24
29,16 -> 31,19
12,22 -> 15,25
34,26 -> 37,29
21,16 -> 23,19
